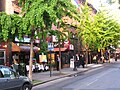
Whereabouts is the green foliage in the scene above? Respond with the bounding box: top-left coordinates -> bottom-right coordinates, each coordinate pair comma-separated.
77,2 -> 93,47
93,11 -> 120,48
0,12 -> 22,41
19,0 -> 79,34
39,41 -> 48,53
18,0 -> 79,53
77,3 -> 120,50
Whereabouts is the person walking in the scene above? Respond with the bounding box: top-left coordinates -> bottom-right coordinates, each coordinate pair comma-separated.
80,54 -> 85,68
96,54 -> 99,64
93,55 -> 97,64
76,54 -> 80,68
56,54 -> 60,71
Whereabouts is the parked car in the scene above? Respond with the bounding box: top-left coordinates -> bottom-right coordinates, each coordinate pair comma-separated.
0,65 -> 32,90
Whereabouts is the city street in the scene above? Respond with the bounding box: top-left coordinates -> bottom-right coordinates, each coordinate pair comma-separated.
33,61 -> 120,90
0,0 -> 120,90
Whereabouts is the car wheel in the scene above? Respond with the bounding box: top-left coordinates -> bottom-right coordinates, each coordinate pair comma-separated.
22,84 -> 31,90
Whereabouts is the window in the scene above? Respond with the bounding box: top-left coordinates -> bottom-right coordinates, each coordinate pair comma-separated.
0,68 -> 15,78
0,52 -> 4,57
0,50 -> 5,65
1,68 -> 10,77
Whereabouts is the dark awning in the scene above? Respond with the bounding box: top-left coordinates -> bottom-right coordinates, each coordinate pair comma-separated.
19,45 -> 39,52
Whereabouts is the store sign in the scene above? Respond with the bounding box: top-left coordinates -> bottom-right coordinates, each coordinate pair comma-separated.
15,37 -> 30,43
64,40 -> 70,48
52,35 -> 58,42
39,54 -> 47,62
69,44 -> 74,50
48,42 -> 54,51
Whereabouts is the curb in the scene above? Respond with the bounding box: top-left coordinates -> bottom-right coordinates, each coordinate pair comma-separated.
33,64 -> 103,86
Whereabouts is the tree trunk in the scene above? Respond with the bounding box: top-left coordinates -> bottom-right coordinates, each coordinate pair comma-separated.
28,27 -> 34,81
58,22 -> 61,73
85,44 -> 89,67
8,39 -> 12,65
58,40 -> 61,74
85,49 -> 88,67
28,39 -> 34,81
108,51 -> 110,63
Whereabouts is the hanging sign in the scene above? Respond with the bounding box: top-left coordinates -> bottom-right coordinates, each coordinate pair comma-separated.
48,42 -> 54,51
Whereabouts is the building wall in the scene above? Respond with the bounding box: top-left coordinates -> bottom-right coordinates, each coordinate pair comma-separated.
5,0 -> 14,14
0,0 -> 14,14
0,0 -> 5,11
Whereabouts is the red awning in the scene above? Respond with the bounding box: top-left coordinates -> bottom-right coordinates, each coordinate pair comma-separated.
53,48 -> 67,52
12,42 -> 20,52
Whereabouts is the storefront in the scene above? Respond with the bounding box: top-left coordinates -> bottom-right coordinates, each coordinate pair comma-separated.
0,42 -> 20,65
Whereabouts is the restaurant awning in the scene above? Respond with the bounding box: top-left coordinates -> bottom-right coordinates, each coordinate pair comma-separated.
12,42 -> 20,52
12,43 -> 39,52
53,48 -> 67,52
19,45 -> 39,52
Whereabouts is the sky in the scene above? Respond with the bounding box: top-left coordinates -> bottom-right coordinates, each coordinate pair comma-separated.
87,0 -> 108,9
71,0 -> 120,22
88,0 -> 120,23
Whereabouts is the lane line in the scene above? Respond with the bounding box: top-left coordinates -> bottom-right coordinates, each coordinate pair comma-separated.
87,79 -> 98,86
86,69 -> 115,86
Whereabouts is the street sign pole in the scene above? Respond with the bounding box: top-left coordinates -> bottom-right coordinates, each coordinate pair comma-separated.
50,49 -> 52,77
48,42 -> 54,77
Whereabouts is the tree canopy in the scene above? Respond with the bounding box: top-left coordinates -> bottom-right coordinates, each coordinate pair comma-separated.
18,0 -> 80,35
77,3 -> 120,51
0,12 -> 22,41
17,0 -> 80,81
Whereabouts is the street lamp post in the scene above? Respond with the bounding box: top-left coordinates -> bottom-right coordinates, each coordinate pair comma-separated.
73,34 -> 77,71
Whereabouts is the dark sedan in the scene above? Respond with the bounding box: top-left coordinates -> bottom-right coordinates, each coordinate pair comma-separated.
0,65 -> 32,90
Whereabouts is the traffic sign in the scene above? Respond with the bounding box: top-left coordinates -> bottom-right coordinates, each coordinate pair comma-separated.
48,42 -> 54,51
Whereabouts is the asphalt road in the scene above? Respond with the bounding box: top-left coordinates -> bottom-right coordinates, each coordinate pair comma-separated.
32,61 -> 120,90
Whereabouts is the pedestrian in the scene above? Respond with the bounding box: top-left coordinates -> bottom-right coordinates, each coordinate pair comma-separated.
115,53 -> 117,61
80,54 -> 85,68
96,55 -> 99,64
76,54 -> 80,68
101,55 -> 104,63
11,59 -> 19,74
56,54 -> 60,71
104,50 -> 109,61
93,55 -> 97,64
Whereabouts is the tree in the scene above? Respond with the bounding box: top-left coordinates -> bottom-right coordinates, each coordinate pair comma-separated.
92,10 -> 120,49
76,2 -> 94,64
76,2 -> 120,63
18,0 -> 80,81
0,12 -> 22,64
0,12 -> 22,41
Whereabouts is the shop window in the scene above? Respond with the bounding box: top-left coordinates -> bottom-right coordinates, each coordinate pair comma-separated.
0,52 -> 4,57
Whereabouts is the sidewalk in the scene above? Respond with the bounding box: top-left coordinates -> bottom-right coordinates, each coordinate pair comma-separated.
32,63 -> 103,86
32,58 -> 120,86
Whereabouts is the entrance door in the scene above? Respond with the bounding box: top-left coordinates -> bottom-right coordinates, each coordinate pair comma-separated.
0,49 -> 6,65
